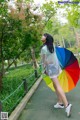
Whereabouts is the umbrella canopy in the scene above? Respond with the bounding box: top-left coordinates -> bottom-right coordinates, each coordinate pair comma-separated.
43,47 -> 80,93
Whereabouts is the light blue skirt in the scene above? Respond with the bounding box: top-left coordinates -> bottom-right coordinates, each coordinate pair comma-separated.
45,64 -> 60,78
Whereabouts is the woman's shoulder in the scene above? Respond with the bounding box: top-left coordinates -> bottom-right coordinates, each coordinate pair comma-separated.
41,45 -> 47,50
41,45 -> 47,54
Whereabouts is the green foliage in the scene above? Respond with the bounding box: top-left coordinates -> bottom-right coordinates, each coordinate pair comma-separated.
41,1 -> 56,25
44,17 -> 61,35
0,0 -> 43,71
67,7 -> 80,28
0,65 -> 35,114
58,0 -> 80,28
68,47 -> 80,54
43,14 -> 76,48
1,65 -> 33,95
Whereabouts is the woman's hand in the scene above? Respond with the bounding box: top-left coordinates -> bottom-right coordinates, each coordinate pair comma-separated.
44,70 -> 48,75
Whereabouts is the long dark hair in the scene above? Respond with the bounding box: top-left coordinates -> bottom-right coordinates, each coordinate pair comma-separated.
43,33 -> 54,53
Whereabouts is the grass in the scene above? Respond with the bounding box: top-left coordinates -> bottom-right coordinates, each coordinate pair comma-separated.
0,64 -> 41,115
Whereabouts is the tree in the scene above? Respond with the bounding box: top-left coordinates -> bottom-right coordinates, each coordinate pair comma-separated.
67,6 -> 80,28
41,0 -> 56,26
0,0 -> 43,89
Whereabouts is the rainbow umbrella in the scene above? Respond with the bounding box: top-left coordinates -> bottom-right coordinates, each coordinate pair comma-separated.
43,47 -> 79,93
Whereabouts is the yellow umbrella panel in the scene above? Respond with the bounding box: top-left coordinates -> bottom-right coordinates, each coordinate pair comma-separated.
43,69 -> 75,93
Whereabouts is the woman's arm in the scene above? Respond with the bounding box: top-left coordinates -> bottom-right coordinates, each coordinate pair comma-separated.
41,54 -> 47,73
40,46 -> 47,74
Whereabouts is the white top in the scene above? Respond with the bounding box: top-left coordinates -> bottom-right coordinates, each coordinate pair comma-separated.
41,45 -> 61,78
41,45 -> 59,66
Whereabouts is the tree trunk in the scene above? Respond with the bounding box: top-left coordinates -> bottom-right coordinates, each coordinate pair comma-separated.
69,41 -> 71,48
73,29 -> 80,61
30,47 -> 39,78
0,48 -> 3,90
62,36 -> 65,48
2,59 -> 5,75
0,25 -> 4,89
6,49 -> 25,71
13,59 -> 17,68
0,72 -> 3,90
0,38 -> 3,90
8,59 -> 10,67
30,47 -> 38,69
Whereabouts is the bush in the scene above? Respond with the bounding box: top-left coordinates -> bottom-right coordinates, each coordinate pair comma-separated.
0,65 -> 40,115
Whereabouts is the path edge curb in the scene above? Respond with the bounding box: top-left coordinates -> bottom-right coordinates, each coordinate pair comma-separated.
9,76 -> 42,120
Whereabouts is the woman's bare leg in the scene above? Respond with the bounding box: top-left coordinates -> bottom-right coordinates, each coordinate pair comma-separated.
52,77 -> 68,107
53,83 -> 63,104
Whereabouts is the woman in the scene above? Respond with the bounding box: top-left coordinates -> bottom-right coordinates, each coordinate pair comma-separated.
41,33 -> 72,117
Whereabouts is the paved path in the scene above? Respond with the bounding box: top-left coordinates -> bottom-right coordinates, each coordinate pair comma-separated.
18,80 -> 80,120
